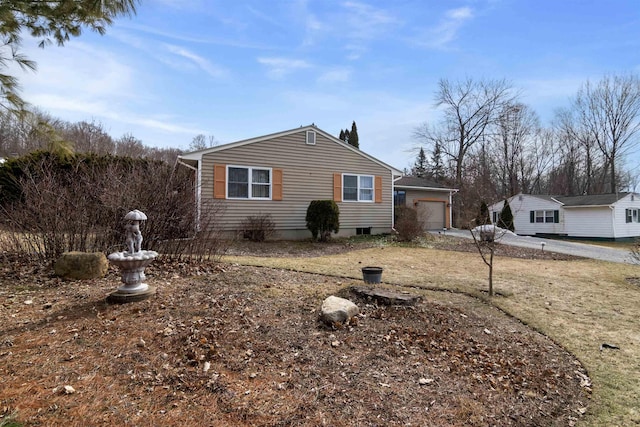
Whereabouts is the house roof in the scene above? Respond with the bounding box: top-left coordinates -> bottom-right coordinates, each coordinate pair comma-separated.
495,192 -> 636,209
555,192 -> 633,207
394,176 -> 457,192
178,125 -> 404,176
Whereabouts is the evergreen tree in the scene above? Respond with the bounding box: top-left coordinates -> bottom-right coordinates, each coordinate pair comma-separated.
0,0 -> 139,112
498,199 -> 515,231
430,141 -> 444,182
476,201 -> 491,226
339,129 -> 345,141
412,147 -> 428,178
349,121 -> 359,148
343,129 -> 350,143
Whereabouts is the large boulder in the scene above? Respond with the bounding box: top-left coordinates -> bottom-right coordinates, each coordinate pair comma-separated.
320,295 -> 359,326
54,252 -> 109,280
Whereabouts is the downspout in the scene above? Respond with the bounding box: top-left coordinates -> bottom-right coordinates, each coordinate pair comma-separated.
391,175 -> 404,233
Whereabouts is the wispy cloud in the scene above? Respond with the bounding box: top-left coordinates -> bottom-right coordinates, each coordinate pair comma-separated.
165,44 -> 227,78
317,67 -> 352,84
341,1 -> 399,59
413,6 -> 474,50
258,57 -> 312,79
118,23 -> 270,49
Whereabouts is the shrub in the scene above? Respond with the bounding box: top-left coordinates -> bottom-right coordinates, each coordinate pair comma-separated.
498,199 -> 514,232
240,213 -> 276,242
394,206 -> 424,242
0,151 -> 225,262
306,200 -> 340,242
475,201 -> 490,226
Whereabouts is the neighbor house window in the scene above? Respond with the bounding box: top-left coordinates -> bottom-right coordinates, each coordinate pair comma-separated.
343,174 -> 374,202
530,210 -> 559,223
626,208 -> 640,223
227,166 -> 271,199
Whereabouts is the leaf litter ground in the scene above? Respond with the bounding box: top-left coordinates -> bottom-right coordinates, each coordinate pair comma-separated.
0,240 -> 589,426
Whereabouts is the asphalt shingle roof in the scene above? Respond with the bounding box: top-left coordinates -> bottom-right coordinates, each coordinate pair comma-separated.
395,176 -> 448,189
555,192 -> 631,206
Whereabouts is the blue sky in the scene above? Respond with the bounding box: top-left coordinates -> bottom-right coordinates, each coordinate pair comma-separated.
14,0 -> 640,171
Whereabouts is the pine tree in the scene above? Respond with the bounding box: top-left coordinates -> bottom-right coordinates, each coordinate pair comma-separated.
498,199 -> 515,231
0,0 -> 139,113
343,129 -> 350,143
349,121 -> 359,148
339,129 -> 345,141
430,141 -> 444,181
412,147 -> 428,178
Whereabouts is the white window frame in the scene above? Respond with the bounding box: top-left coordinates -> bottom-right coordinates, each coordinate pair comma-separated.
226,165 -> 272,200
306,130 -> 316,145
535,210 -> 556,223
342,173 -> 374,202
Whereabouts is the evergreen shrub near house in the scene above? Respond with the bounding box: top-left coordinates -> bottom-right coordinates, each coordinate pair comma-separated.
306,200 -> 340,242
498,199 -> 515,232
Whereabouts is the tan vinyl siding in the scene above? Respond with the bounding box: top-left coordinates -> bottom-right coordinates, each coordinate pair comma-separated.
201,131 -> 393,236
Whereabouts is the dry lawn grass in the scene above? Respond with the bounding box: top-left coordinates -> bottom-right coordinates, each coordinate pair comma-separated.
224,244 -> 640,426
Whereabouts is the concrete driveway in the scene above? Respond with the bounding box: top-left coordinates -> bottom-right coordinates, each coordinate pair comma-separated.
443,229 -> 637,265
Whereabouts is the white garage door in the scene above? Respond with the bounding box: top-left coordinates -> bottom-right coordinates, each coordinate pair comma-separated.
416,201 -> 445,230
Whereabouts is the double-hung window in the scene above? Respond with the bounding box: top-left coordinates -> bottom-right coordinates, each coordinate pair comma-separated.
626,208 -> 640,223
228,166 -> 271,199
531,210 -> 559,223
343,174 -> 374,202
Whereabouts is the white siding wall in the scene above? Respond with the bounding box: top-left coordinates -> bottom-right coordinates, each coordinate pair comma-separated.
612,194 -> 640,238
489,195 -> 564,236
201,130 -> 394,238
563,207 -> 614,238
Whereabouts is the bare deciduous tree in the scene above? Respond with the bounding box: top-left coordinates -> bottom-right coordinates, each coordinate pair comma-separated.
573,74 -> 640,193
493,103 -> 539,197
189,134 -> 218,151
415,78 -> 515,225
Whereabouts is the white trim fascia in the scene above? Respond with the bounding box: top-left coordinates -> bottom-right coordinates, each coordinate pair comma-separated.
562,204 -> 615,209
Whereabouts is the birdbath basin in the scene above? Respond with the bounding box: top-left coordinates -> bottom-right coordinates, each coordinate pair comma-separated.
107,210 -> 158,303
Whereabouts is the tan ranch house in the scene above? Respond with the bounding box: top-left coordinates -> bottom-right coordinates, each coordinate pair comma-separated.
177,125 -> 456,239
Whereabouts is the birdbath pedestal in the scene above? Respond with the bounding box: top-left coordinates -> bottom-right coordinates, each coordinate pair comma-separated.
107,210 -> 158,303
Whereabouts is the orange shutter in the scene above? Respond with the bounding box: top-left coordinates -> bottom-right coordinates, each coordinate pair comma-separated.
333,173 -> 342,202
375,176 -> 382,203
214,164 -> 226,199
272,169 -> 283,201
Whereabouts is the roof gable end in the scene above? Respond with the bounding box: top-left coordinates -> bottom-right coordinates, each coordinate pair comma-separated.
179,125 -> 402,175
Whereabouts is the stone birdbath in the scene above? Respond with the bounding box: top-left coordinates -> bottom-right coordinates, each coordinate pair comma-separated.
107,210 -> 158,303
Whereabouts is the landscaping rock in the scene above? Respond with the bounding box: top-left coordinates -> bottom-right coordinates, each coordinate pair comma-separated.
320,295 -> 359,326
54,252 -> 108,280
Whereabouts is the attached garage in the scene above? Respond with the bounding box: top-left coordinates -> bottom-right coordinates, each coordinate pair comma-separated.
416,200 -> 446,230
394,177 -> 457,230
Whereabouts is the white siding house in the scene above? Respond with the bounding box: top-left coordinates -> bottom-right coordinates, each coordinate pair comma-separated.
489,192 -> 640,239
